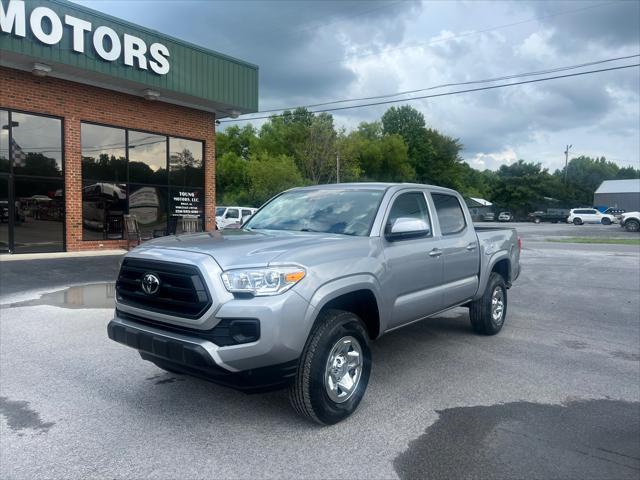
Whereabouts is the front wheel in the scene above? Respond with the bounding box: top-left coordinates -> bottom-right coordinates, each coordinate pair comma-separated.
533,217 -> 541,224
625,219 -> 640,232
602,217 -> 612,225
290,309 -> 371,425
469,272 -> 507,335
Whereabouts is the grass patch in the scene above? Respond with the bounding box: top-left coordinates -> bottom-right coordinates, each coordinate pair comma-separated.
547,237 -> 640,245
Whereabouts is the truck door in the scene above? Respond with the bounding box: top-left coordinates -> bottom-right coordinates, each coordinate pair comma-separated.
430,192 -> 480,308
383,191 -> 445,330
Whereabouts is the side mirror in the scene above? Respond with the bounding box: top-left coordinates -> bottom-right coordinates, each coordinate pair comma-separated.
386,217 -> 430,241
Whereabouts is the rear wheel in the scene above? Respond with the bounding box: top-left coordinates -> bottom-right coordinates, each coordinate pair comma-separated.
573,218 -> 583,225
602,217 -> 612,225
533,217 -> 541,224
625,219 -> 640,232
469,272 -> 507,335
290,309 -> 371,425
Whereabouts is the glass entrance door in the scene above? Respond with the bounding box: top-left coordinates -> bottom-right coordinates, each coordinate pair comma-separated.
0,109 -> 65,254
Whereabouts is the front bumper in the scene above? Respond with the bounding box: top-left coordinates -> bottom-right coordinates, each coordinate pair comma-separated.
108,315 -> 298,392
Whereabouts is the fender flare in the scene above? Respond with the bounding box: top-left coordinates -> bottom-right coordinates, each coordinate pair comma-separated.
301,274 -> 387,339
474,251 -> 511,300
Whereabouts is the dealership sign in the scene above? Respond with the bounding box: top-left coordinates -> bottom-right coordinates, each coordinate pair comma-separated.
0,0 -> 170,74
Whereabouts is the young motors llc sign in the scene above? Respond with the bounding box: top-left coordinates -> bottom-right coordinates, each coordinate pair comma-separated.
0,0 -> 170,74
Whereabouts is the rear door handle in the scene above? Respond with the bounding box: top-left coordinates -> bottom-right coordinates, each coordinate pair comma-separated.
428,248 -> 443,257
466,243 -> 477,251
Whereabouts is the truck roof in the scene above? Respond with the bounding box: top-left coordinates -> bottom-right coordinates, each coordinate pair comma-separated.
289,182 -> 459,194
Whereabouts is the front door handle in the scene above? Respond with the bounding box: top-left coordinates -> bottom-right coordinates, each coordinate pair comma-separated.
428,248 -> 443,257
466,243 -> 477,251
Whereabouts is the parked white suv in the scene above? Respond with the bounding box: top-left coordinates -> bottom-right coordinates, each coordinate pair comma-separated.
567,208 -> 616,225
216,206 -> 257,229
619,212 -> 640,232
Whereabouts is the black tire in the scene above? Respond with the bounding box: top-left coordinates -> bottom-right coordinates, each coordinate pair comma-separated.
573,218 -> 583,225
289,309 -> 371,425
469,272 -> 507,335
533,217 -> 541,224
602,217 -> 611,225
625,219 -> 640,232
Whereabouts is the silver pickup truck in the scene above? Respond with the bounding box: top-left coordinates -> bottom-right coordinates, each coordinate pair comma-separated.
108,183 -> 520,424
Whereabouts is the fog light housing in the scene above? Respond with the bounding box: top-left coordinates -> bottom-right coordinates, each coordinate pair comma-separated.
229,319 -> 260,344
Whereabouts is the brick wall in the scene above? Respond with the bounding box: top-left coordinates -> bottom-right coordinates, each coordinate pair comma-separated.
0,66 -> 216,251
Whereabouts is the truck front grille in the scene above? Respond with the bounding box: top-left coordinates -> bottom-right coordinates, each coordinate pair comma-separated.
116,258 -> 212,319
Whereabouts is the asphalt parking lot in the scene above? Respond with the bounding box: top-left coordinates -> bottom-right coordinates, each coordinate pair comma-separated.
1,223 -> 639,479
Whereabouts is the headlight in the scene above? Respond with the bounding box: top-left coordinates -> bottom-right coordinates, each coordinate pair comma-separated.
221,266 -> 306,296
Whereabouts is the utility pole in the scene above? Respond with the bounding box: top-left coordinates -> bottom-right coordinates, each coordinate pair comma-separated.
564,144 -> 572,184
336,152 -> 340,184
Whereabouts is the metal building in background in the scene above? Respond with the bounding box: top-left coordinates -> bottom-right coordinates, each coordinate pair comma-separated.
594,179 -> 640,212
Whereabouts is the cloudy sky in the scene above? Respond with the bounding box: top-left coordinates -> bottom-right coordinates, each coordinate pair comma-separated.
78,0 -> 639,172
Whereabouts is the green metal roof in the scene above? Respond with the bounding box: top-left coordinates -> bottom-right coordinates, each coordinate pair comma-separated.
0,0 -> 258,115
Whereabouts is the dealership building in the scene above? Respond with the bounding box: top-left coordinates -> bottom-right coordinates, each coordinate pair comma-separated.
0,0 -> 258,253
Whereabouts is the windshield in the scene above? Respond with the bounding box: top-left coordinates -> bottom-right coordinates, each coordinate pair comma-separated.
216,207 -> 226,216
245,189 -> 384,236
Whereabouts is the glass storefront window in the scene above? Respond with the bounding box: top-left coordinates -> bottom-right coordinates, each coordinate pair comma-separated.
128,131 -> 167,184
169,137 -> 204,187
11,113 -> 63,177
82,182 -> 127,241
129,184 -> 168,237
81,123 -> 126,182
1,110 -> 8,173
0,177 -> 8,251
80,122 -> 205,242
13,177 -> 64,253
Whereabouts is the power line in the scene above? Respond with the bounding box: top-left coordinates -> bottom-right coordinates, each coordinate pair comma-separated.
249,54 -> 640,115
220,63 -> 640,123
319,0 -> 620,66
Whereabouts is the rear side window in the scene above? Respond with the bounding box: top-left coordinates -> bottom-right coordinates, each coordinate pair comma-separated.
432,193 -> 466,235
227,209 -> 239,219
387,192 -> 431,234
242,209 -> 253,217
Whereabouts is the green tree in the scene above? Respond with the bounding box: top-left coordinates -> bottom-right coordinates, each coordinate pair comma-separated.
246,152 -> 304,206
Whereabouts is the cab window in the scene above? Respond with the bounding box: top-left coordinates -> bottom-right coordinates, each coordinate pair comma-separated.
226,209 -> 239,219
432,193 -> 466,235
386,192 -> 431,236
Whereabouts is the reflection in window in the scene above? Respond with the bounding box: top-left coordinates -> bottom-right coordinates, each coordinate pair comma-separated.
81,123 -> 126,182
11,113 -> 63,177
169,137 -> 204,187
128,131 -> 167,184
246,189 -> 383,236
13,177 -> 64,253
82,182 -> 127,240
129,184 -> 168,237
1,110 -> 8,173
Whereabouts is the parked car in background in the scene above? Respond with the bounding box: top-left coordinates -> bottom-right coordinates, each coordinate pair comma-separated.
567,208 -> 616,225
216,206 -> 257,229
498,211 -> 513,222
619,212 -> 640,232
482,212 -> 495,221
603,207 -> 626,220
527,209 -> 569,224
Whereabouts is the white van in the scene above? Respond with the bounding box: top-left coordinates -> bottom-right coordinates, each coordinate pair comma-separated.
216,206 -> 257,229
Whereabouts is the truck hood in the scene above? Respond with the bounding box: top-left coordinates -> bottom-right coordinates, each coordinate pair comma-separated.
135,229 -> 351,270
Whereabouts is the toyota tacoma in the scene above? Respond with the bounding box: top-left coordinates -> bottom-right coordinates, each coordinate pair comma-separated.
108,183 -> 520,424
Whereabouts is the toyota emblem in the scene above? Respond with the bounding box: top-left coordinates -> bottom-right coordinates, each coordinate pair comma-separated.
141,273 -> 160,295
